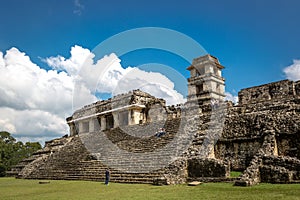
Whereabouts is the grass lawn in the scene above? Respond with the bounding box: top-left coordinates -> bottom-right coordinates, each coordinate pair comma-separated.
0,177 -> 299,200
230,171 -> 242,178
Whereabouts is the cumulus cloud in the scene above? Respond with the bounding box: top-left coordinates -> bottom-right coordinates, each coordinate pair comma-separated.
0,48 -> 72,114
114,67 -> 186,105
0,47 -> 95,144
45,45 -> 186,106
43,45 -> 92,76
0,45 -> 186,144
0,48 -> 73,141
0,107 -> 67,139
283,59 -> 300,81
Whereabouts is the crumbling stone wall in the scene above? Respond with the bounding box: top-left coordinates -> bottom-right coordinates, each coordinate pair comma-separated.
161,158 -> 188,185
277,134 -> 300,159
215,139 -> 262,170
216,81 -> 300,170
260,155 -> 300,183
187,158 -> 229,178
229,79 -> 300,186
71,89 -> 165,120
238,80 -> 296,105
233,130 -> 278,186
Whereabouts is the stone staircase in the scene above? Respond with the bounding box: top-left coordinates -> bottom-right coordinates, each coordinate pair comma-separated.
7,137 -> 70,177
78,118 -> 185,179
62,160 -> 163,184
105,118 -> 180,153
17,136 -> 87,179
184,104 -> 227,158
15,118 -> 187,184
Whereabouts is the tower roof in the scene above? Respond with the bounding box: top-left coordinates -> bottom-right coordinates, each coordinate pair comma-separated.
187,54 -> 224,70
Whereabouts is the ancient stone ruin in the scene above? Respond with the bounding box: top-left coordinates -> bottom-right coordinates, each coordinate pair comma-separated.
9,54 -> 300,186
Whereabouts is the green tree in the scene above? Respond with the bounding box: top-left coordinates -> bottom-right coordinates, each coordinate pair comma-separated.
0,131 -> 42,176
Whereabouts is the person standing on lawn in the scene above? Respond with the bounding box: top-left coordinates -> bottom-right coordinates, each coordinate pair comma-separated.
105,169 -> 110,185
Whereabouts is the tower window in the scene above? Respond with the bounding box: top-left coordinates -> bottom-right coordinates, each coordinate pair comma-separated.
196,84 -> 204,93
216,83 -> 220,93
213,67 -> 218,75
196,68 -> 205,76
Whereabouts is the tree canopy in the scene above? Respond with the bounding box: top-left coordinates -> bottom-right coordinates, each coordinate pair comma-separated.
0,131 -> 42,176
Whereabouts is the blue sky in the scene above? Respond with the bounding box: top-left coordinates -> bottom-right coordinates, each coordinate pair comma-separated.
0,0 -> 299,143
1,0 -> 299,89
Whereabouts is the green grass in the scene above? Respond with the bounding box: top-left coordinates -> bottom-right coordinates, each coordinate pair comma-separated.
230,171 -> 242,178
0,177 -> 300,200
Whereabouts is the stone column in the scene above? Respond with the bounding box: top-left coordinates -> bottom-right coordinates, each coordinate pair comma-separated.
112,112 -> 119,128
101,116 -> 106,131
128,110 -> 132,125
89,119 -> 95,132
130,110 -> 140,125
79,122 -> 83,133
68,122 -> 77,136
129,109 -> 144,125
94,118 -> 101,131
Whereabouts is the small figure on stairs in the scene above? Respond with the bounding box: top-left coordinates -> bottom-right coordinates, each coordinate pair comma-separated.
155,128 -> 166,137
105,168 -> 110,185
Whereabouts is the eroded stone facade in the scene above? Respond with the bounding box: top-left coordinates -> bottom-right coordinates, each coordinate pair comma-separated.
66,89 -> 180,136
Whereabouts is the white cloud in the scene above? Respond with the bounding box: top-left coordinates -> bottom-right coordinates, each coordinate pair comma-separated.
0,47 -> 95,144
0,118 -> 16,133
0,48 -> 74,115
0,107 -> 67,138
225,92 -> 238,104
45,45 -> 186,106
0,45 -> 186,145
283,59 -> 300,81
73,0 -> 84,16
43,45 -> 92,76
113,67 -> 186,105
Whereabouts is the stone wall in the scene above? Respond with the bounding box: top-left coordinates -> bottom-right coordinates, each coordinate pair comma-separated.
215,139 -> 262,170
215,88 -> 300,171
160,158 -> 188,185
277,134 -> 300,159
233,130 -> 278,186
71,89 -> 166,120
187,158 -> 229,178
260,156 -> 300,183
238,80 -> 296,105
67,90 -> 169,135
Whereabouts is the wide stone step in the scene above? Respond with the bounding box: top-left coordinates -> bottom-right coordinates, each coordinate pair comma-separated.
6,171 -> 20,176
33,173 -> 160,184
187,177 -> 238,183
